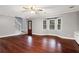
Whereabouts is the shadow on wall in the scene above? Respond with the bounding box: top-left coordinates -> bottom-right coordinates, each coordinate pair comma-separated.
0,16 -> 22,38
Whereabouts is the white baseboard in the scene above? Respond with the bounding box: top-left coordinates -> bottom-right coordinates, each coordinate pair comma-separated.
0,32 -> 24,38
32,33 -> 74,40
0,32 -> 74,40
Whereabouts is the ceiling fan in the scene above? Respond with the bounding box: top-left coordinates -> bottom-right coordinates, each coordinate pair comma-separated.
22,5 -> 43,14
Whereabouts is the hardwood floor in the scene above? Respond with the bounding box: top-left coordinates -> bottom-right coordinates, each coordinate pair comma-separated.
0,34 -> 79,53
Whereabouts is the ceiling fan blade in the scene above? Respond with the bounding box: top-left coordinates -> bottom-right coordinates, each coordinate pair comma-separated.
23,7 -> 28,9
38,9 -> 43,11
31,6 -> 33,10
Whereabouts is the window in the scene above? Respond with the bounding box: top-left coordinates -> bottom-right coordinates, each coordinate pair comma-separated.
50,20 -> 55,30
43,20 -> 46,29
57,19 -> 61,30
43,18 -> 61,30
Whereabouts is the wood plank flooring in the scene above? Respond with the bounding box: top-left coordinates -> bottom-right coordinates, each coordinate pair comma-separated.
0,34 -> 79,53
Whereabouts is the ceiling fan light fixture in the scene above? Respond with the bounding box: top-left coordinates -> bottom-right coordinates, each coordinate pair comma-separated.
22,5 -> 43,14
30,11 -> 35,14
69,6 -> 75,9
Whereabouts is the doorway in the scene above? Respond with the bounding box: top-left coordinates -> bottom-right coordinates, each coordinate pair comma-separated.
28,20 -> 32,35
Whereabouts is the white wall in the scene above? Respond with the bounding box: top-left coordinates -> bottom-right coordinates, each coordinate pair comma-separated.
0,11 -> 78,38
32,12 -> 78,38
0,16 -> 21,37
23,18 -> 28,33
60,12 -> 78,38
15,17 -> 27,33
32,17 -> 43,34
76,11 -> 79,31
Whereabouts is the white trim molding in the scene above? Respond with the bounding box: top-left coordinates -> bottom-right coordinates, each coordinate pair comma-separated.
0,31 -> 24,38
32,33 -> 74,40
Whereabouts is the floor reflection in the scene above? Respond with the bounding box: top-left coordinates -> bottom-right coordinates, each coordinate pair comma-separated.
42,37 -> 62,52
27,36 -> 32,47
27,36 -> 62,52
49,39 -> 56,48
48,39 -> 62,52
42,38 -> 48,48
57,42 -> 62,52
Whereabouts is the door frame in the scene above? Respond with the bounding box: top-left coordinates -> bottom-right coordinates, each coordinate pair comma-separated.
28,20 -> 32,35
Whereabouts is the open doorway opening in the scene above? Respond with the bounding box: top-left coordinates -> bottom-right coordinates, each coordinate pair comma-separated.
28,20 -> 32,36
